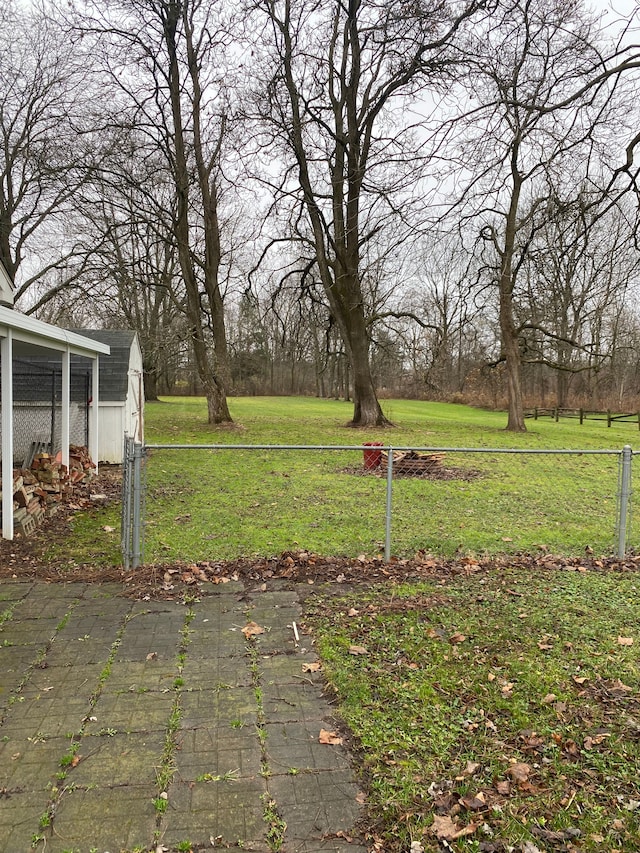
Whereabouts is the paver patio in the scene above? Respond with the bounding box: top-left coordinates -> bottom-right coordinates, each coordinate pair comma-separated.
0,579 -> 365,853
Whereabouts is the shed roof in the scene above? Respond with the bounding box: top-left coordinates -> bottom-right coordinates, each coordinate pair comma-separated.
69,329 -> 139,401
0,307 -> 110,357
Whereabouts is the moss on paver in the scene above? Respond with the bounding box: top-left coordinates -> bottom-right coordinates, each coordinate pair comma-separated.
0,581 -> 364,852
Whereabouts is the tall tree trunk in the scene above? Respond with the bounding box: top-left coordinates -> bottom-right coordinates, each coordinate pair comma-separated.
341,301 -> 388,425
271,0 -> 390,427
143,364 -> 159,401
499,167 -> 526,432
183,8 -> 232,395
499,286 -> 526,431
162,1 -> 231,424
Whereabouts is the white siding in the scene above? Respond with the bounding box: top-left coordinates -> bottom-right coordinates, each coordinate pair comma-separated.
0,264 -> 13,307
127,341 -> 144,444
97,403 -> 125,463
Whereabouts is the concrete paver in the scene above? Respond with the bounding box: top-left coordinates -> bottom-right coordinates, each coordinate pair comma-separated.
0,580 -> 366,853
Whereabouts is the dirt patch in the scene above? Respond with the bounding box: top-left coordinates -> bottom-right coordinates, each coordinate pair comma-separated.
345,464 -> 480,481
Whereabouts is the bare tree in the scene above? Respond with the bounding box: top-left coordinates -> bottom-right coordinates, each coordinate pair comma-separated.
452,0 -> 633,429
515,189 -> 640,407
0,2 -> 100,301
397,235 -> 489,397
248,0 -> 489,426
74,0 -> 238,423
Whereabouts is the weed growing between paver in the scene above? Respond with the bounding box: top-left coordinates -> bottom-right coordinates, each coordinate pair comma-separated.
2,597 -> 82,728
153,605 -> 195,845
243,621 -> 288,851
32,609 -> 130,849
306,565 -> 640,853
0,601 -> 17,628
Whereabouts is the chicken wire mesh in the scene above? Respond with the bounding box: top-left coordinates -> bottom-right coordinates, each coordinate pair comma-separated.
0,362 -> 91,465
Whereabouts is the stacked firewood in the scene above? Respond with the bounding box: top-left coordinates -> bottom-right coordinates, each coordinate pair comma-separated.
1,445 -> 95,537
380,449 -> 446,476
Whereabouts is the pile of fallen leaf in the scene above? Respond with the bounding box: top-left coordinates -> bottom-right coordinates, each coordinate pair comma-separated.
0,466 -> 639,595
2,518 -> 639,602
127,549 -> 640,600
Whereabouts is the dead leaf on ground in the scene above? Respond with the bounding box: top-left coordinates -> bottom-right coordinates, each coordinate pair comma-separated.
336,831 -> 353,842
430,815 -> 459,839
146,652 -> 158,661
495,780 -> 511,795
241,621 -> 265,638
460,792 -> 486,811
584,733 -> 609,750
347,608 -> 359,617
610,678 -> 632,692
563,739 -> 580,757
507,762 -> 531,784
449,632 -> 466,644
302,662 -> 322,673
541,693 -> 557,705
430,814 -> 479,840
318,728 -> 343,745
617,636 -> 634,646
348,644 -> 368,655
573,676 -> 589,685
463,761 -> 481,776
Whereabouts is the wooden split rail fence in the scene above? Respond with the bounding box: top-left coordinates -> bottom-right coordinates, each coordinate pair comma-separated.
525,408 -> 640,428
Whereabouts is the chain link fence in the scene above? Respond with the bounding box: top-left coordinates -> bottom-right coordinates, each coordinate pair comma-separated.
121,441 -> 635,570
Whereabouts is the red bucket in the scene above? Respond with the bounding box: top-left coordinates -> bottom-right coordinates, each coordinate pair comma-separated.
362,442 -> 384,470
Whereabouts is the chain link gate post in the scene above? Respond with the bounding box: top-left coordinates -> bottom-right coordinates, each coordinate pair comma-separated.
121,437 -> 144,570
121,435 -> 134,570
131,441 -> 144,569
385,446 -> 394,562
616,444 -> 633,559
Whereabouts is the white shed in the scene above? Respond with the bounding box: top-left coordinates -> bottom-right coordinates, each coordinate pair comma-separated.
71,330 -> 144,463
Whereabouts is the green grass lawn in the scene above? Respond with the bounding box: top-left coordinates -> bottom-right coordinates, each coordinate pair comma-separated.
135,396 -> 636,563
50,396 -> 640,852
307,565 -> 640,852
